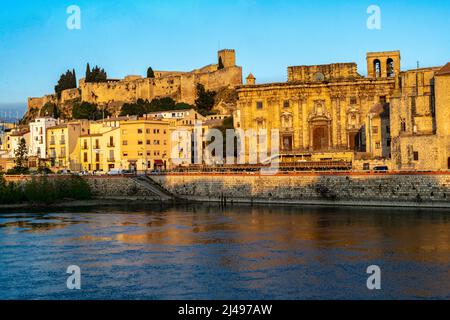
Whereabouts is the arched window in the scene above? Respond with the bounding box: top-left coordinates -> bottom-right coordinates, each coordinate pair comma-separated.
373,59 -> 381,78
387,58 -> 395,77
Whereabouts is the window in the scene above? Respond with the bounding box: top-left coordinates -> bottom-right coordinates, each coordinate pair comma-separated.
138,129 -> 143,134
283,101 -> 290,108
350,97 -> 357,105
373,59 -> 381,78
387,139 -> 391,147
413,151 -> 419,161
387,58 -> 395,77
138,140 -> 143,145
83,153 -> 88,162
146,129 -> 150,134
146,140 -> 151,145
123,140 -> 128,146
256,101 -> 263,110
123,152 -> 128,157
375,142 -> 381,149
95,154 -> 100,162
372,126 -> 379,134
401,120 -> 406,132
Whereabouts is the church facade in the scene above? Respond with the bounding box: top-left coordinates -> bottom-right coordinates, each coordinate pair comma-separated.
236,51 -> 450,170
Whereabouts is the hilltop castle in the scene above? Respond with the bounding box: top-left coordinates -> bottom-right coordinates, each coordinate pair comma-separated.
28,49 -> 242,112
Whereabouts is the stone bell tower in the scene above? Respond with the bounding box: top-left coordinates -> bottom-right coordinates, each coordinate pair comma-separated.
367,51 -> 401,78
218,49 -> 236,68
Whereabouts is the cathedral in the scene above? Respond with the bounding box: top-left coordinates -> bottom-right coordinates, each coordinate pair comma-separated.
236,51 -> 450,171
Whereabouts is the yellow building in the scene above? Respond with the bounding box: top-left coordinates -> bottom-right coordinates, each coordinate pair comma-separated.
77,119 -> 122,173
47,120 -> 89,171
236,51 -> 398,164
236,50 -> 450,170
390,63 -> 450,170
119,119 -> 171,172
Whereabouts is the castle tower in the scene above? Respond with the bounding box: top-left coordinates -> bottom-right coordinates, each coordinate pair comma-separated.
218,49 -> 236,68
367,51 -> 401,78
246,73 -> 255,85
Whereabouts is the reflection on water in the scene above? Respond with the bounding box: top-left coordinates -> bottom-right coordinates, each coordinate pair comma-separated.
1,204 -> 450,300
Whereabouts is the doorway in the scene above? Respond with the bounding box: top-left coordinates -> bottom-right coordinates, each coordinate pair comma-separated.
282,134 -> 293,151
312,125 -> 329,151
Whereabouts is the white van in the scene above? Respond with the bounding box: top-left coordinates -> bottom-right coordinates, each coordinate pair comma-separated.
107,169 -> 123,175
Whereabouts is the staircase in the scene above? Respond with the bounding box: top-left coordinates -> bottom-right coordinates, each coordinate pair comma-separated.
131,175 -> 174,202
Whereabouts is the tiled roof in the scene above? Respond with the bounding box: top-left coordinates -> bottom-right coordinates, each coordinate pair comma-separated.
436,62 -> 450,76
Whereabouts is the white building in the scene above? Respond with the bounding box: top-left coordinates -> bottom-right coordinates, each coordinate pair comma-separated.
29,117 -> 57,159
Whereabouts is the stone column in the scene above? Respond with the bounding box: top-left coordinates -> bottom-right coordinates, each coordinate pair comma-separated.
302,98 -> 309,150
331,96 -> 338,148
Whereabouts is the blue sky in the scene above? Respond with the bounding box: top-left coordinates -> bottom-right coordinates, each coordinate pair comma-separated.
0,0 -> 449,107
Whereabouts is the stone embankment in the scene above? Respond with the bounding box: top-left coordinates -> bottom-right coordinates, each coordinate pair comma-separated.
150,172 -> 450,208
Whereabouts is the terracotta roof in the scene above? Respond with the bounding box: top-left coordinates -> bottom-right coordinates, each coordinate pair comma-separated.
436,62 -> 450,76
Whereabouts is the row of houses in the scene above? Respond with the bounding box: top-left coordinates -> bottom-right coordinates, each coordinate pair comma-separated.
0,109 -> 228,173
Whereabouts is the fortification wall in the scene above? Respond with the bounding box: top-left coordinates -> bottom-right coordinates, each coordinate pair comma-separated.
152,173 -> 450,207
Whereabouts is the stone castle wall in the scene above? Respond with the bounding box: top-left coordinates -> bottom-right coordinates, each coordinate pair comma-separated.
28,49 -> 242,111
152,173 -> 450,207
79,65 -> 242,106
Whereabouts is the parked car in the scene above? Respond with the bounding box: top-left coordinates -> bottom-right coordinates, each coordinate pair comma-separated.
56,169 -> 72,175
373,166 -> 389,172
107,169 -> 123,175
78,170 -> 90,176
93,170 -> 105,176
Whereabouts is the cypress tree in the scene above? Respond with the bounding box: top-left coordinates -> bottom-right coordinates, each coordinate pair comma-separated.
86,63 -> 91,82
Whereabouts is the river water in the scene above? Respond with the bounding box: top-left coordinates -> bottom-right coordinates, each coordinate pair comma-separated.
1,204 -> 450,300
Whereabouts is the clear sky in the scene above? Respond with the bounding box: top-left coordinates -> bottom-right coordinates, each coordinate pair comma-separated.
0,0 -> 449,106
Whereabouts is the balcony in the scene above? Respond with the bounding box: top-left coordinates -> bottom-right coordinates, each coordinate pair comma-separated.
60,140 -> 66,145
82,146 -> 89,150
107,158 -> 115,162
107,143 -> 115,148
49,140 -> 56,145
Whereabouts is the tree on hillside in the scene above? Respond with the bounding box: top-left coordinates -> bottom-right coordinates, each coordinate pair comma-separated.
40,102 -> 60,118
14,138 -> 28,169
147,67 -> 155,78
72,102 -> 101,120
120,102 -> 147,117
85,64 -> 107,83
195,84 -> 216,116
55,69 -> 77,96
85,63 -> 91,81
148,97 -> 176,111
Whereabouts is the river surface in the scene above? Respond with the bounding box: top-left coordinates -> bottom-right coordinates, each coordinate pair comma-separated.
1,204 -> 450,300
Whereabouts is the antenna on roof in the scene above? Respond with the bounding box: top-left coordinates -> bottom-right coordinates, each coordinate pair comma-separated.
417,61 -> 420,69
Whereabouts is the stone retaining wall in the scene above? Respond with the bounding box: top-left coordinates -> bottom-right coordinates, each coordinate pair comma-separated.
152,173 -> 450,207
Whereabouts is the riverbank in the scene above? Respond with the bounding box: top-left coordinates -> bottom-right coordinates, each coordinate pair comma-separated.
152,172 -> 450,209
2,172 -> 450,209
